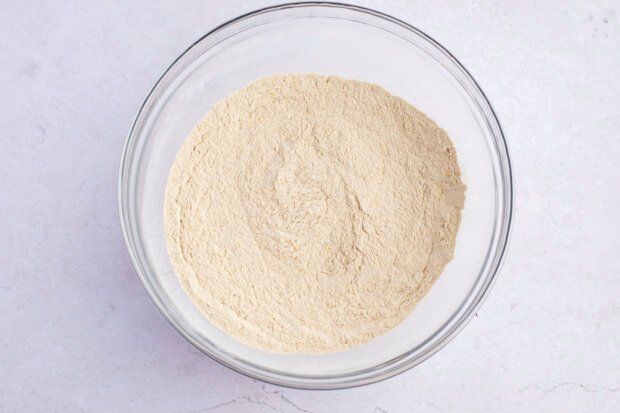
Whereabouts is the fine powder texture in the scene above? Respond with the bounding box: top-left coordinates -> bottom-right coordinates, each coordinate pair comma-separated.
164,74 -> 465,354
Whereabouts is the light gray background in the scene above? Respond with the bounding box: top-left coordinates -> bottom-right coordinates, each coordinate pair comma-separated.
1,1 -> 619,412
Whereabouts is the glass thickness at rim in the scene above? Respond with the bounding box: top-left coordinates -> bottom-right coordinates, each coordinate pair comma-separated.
119,2 -> 513,389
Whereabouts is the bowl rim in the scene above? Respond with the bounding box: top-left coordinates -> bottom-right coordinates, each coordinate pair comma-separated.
118,1 -> 514,390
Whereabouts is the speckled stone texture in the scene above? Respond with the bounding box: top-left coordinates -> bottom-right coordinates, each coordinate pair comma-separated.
1,1 -> 618,412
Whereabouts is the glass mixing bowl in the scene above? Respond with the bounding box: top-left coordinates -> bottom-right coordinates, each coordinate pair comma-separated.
119,2 -> 513,389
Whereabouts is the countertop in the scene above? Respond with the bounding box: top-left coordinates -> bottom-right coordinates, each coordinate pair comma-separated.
1,1 -> 618,411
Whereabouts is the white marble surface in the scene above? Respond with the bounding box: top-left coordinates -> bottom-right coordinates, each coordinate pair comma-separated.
1,0 -> 619,411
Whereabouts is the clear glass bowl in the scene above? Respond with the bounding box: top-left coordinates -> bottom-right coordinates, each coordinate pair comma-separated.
119,2 -> 513,389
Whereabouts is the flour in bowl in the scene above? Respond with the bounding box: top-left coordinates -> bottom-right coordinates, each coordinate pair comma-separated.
164,74 -> 465,354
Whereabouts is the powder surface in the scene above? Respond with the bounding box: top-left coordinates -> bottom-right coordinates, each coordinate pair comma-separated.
164,74 -> 465,354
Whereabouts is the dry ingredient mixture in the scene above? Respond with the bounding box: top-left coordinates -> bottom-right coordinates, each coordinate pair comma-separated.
164,74 -> 465,354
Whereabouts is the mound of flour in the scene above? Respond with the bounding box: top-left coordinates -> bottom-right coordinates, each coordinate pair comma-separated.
164,74 -> 465,354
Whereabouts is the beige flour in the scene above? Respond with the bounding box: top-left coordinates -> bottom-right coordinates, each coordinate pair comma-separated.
164,74 -> 465,354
